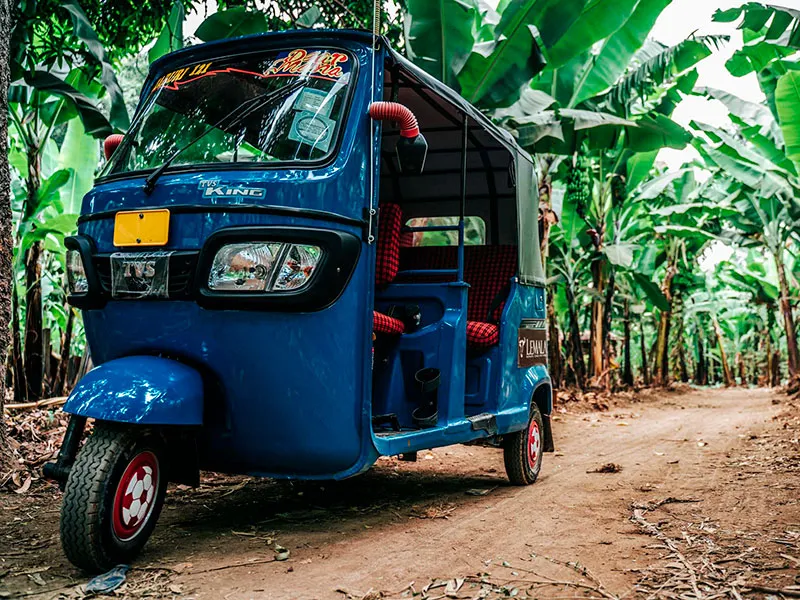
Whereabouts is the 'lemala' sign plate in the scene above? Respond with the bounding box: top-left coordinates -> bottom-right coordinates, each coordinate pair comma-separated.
518,319 -> 547,367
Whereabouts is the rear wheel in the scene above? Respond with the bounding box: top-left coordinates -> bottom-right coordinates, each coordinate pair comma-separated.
503,403 -> 544,485
60,423 -> 168,572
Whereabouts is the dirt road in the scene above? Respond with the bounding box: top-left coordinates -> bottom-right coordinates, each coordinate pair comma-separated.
2,387 -> 798,599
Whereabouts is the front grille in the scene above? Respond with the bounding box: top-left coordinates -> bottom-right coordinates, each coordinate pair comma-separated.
93,251 -> 200,299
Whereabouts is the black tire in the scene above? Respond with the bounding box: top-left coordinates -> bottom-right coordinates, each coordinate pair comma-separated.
60,423 -> 168,572
503,403 -> 544,486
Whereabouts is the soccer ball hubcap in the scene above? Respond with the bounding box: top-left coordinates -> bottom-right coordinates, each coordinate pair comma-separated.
112,450 -> 159,541
527,420 -> 541,471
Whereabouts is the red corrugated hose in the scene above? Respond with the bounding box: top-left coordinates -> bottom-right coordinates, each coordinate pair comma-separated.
368,102 -> 420,138
104,134 -> 125,160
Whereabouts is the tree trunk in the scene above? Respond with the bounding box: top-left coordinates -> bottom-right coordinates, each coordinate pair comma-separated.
694,327 -> 706,385
639,319 -> 649,386
678,343 -> 689,383
653,309 -> 671,386
55,307 -> 74,396
623,300 -> 633,386
736,353 -> 745,386
23,240 -> 43,401
546,288 -> 562,389
765,318 -> 773,387
774,249 -> 799,378
600,268 -> 615,389
589,258 -> 605,382
653,261 -> 677,387
712,315 -> 734,387
11,280 -> 25,401
565,283 -> 586,390
0,0 -> 15,473
771,349 -> 781,386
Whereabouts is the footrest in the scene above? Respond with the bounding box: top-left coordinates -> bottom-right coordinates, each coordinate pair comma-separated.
468,413 -> 498,435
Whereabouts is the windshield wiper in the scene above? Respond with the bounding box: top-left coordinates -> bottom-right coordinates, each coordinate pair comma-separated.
143,79 -> 307,194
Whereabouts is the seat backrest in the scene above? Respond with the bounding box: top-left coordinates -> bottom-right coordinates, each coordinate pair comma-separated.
399,245 -> 517,322
375,203 -> 403,286
463,246 -> 517,322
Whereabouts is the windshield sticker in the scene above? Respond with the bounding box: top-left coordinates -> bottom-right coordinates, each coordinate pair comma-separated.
288,112 -> 335,152
293,88 -> 334,117
153,62 -> 213,90
266,49 -> 349,81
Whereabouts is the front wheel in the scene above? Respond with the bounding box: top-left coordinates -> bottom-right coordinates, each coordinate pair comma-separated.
60,423 -> 168,572
503,403 -> 544,485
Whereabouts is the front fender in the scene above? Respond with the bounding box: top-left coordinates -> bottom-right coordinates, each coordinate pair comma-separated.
63,356 -> 203,425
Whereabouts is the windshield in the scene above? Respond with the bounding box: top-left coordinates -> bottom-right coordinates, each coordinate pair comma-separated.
103,48 -> 355,176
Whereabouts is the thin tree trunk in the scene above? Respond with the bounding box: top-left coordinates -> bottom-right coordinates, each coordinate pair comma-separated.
639,319 -> 649,386
695,326 -> 706,385
678,344 -> 689,383
23,240 -> 43,401
765,312 -> 773,387
653,261 -> 677,387
11,280 -> 24,401
601,268 -> 615,389
774,249 -> 799,378
712,315 -> 733,387
653,310 -> 671,386
623,299 -> 633,386
546,288 -> 562,389
772,349 -> 781,386
22,138 -> 44,401
0,0 -> 15,473
736,353 -> 745,386
589,258 -> 605,381
565,283 -> 586,390
55,306 -> 74,396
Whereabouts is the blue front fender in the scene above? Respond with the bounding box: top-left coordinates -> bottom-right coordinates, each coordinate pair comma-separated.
63,356 -> 204,425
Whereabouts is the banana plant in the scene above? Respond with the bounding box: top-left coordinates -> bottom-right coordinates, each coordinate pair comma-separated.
691,85 -> 800,378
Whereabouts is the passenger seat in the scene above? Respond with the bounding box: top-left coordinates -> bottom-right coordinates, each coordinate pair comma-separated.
398,245 -> 517,349
373,203 -> 405,335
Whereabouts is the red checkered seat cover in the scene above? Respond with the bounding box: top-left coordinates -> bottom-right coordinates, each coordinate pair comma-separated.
374,204 -> 404,336
373,311 -> 405,335
399,245 -> 517,349
375,204 -> 403,286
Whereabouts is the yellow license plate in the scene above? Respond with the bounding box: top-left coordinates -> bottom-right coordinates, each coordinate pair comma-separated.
113,209 -> 170,247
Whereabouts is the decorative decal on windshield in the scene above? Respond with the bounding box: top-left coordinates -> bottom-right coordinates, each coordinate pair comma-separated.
265,49 -> 349,81
151,48 -> 350,93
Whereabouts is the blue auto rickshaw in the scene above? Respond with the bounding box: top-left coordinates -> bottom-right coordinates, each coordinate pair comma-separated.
45,29 -> 554,571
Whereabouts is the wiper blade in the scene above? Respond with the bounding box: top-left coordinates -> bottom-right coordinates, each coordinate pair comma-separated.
143,79 -> 307,194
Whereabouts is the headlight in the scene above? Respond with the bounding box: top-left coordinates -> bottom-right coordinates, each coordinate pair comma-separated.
66,249 -> 89,294
208,242 -> 322,292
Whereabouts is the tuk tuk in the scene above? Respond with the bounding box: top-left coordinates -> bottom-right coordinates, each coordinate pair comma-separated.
45,29 -> 554,572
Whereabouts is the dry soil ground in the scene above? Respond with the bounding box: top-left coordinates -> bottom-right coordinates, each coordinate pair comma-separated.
1,387 -> 798,600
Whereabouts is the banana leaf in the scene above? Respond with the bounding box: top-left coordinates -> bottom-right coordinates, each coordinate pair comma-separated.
775,70 -> 800,171
404,0 -> 480,90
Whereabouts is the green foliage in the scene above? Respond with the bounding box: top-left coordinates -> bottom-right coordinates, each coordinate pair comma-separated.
149,0 -> 185,63
775,70 -> 800,171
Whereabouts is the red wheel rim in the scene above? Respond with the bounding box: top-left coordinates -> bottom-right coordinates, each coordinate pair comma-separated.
112,451 -> 159,542
527,420 -> 541,470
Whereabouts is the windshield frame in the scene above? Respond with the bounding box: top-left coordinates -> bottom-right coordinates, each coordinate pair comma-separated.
97,45 -> 360,184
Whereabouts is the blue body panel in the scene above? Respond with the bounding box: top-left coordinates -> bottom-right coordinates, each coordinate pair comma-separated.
68,31 -> 551,480
64,356 -> 203,425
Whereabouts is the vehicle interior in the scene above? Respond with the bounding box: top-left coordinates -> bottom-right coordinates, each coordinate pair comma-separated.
370,58 -> 524,435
